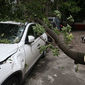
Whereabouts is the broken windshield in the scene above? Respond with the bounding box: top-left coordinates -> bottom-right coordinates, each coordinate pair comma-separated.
0,23 -> 25,44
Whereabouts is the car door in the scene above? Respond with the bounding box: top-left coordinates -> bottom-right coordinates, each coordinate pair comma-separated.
24,24 -> 43,72
30,24 -> 46,59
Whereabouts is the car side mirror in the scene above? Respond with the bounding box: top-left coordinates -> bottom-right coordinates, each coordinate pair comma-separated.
28,35 -> 35,43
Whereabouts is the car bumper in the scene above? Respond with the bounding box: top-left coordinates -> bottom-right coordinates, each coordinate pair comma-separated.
0,61 -> 22,85
0,62 -> 13,84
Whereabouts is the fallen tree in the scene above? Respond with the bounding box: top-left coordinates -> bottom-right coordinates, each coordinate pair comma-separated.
37,19 -> 85,65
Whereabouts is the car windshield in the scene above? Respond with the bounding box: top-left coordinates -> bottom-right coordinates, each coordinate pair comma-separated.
0,23 -> 25,44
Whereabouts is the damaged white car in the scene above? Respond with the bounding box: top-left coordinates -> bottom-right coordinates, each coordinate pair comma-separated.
0,21 -> 47,85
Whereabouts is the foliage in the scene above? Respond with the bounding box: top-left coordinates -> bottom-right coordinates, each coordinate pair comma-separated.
33,23 -> 73,56
62,24 -> 73,44
62,1 -> 80,13
0,0 -> 52,21
64,33 -> 73,44
0,39 -> 10,43
43,18 -> 53,28
0,0 -> 82,22
33,22 -> 60,56
22,0 -> 44,19
33,24 -> 45,35
54,10 -> 61,19
0,1 -> 26,21
0,0 -> 83,59
67,15 -> 74,23
62,24 -> 71,33
52,47 -> 59,56
40,44 -> 59,56
33,9 -> 74,55
76,0 -> 85,21
53,28 -> 60,35
59,0 -> 81,21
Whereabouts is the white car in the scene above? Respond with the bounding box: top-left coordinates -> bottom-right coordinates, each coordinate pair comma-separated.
0,21 -> 47,85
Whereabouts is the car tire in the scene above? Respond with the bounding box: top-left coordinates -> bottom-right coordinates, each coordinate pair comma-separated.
41,50 -> 46,58
48,36 -> 52,42
2,76 -> 20,85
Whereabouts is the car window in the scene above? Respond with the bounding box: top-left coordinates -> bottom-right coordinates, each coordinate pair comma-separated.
48,19 -> 53,22
25,24 -> 39,44
28,24 -> 39,39
28,25 -> 34,36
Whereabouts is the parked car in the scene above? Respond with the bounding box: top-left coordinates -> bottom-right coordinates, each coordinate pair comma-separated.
0,21 -> 48,85
48,17 -> 63,30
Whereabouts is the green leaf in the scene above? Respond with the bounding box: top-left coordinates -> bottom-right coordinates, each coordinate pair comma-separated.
54,10 -> 62,19
33,24 -> 45,36
67,15 -> 74,23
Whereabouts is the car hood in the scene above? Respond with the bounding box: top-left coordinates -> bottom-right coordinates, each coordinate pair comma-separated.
0,44 -> 18,62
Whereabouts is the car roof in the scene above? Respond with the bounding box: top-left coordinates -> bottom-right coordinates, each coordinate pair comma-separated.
0,21 -> 24,25
48,17 -> 56,19
0,21 -> 36,27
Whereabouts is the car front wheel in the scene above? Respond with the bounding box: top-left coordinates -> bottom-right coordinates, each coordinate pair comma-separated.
2,76 -> 20,85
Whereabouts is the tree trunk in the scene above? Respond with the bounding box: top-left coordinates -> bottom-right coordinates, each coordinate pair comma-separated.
37,19 -> 85,65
